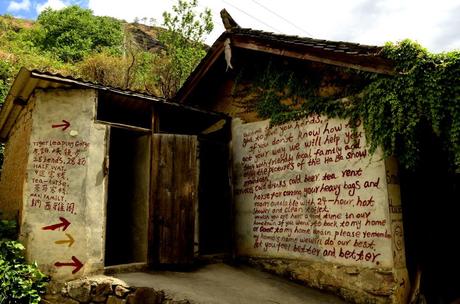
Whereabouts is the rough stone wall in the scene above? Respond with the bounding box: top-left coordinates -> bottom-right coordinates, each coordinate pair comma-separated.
245,257 -> 403,304
44,275 -> 192,304
0,97 -> 35,220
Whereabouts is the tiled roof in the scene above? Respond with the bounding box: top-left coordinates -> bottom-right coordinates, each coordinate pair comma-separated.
176,28 -> 392,103
229,28 -> 382,56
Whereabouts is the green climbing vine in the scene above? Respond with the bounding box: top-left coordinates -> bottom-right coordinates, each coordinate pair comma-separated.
232,39 -> 460,171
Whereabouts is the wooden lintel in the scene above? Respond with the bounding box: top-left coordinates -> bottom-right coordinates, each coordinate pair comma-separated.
95,120 -> 151,133
232,40 -> 395,75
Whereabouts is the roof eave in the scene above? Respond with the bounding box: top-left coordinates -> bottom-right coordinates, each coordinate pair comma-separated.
230,35 -> 394,75
0,68 -> 34,141
0,68 -> 229,142
175,31 -> 228,104
176,29 -> 395,104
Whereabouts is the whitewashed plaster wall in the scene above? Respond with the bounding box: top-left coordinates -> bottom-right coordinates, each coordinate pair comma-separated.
20,89 -> 108,280
232,116 -> 405,269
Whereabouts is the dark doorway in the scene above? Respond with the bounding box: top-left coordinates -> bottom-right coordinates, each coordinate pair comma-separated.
198,137 -> 232,256
105,128 -> 150,266
401,127 -> 460,303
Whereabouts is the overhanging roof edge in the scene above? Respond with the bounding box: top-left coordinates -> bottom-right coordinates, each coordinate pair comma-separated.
0,68 -> 229,142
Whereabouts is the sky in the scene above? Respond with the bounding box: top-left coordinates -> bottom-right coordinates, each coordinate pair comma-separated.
1,0 -> 459,53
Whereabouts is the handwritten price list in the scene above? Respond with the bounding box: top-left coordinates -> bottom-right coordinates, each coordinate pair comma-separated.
28,139 -> 90,215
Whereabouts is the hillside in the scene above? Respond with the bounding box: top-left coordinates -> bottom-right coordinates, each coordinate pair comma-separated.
0,5 -> 207,102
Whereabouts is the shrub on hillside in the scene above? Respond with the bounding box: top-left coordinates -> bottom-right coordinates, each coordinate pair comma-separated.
36,6 -> 123,62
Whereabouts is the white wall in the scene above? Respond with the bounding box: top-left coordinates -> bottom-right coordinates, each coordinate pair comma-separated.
232,115 -> 399,269
20,89 -> 108,280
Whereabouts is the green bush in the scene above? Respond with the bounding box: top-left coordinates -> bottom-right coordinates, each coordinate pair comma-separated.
0,216 -> 48,304
36,5 -> 123,62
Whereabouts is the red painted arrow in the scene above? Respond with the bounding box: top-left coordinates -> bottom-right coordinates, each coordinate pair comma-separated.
52,120 -> 70,131
55,256 -> 83,274
42,217 -> 71,231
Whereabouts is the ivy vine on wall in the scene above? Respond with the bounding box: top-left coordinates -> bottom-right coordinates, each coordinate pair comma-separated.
232,40 -> 460,171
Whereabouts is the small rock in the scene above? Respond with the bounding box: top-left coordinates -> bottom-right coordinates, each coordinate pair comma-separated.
107,295 -> 127,304
91,281 -> 112,302
67,280 -> 92,303
114,285 -> 131,298
86,275 -> 130,289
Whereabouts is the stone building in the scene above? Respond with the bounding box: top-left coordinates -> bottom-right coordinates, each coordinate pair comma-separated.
0,68 -> 227,279
4,24 -> 452,304
174,24 -> 460,304
175,27 -> 410,304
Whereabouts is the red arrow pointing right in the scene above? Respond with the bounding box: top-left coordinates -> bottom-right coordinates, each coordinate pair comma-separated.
42,217 -> 71,231
52,120 -> 71,131
55,256 -> 84,274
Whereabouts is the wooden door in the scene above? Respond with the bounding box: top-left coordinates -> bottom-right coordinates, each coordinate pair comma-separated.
149,134 -> 198,265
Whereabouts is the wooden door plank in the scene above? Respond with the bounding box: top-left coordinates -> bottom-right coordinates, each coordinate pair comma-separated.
173,136 -> 185,262
188,137 -> 198,261
148,135 -> 159,265
150,134 -> 198,265
171,135 -> 197,264
148,109 -> 159,265
159,135 -> 174,264
174,135 -> 184,263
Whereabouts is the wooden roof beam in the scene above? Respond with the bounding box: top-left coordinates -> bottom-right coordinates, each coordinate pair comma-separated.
231,40 -> 395,75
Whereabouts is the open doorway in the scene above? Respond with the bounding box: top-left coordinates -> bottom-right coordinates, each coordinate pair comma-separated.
196,120 -> 233,257
401,125 -> 460,303
105,128 -> 150,266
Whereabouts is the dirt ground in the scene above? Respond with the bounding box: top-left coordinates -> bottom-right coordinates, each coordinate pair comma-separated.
115,263 -> 347,304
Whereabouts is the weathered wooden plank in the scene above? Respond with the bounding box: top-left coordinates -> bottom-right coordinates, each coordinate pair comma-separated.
186,136 -> 197,263
151,134 -> 197,265
173,135 -> 198,263
173,136 -> 184,262
147,110 -> 158,265
96,120 -> 151,133
160,135 -> 175,264
151,107 -> 159,133
188,137 -> 198,261
149,135 -> 160,265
